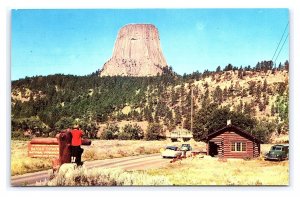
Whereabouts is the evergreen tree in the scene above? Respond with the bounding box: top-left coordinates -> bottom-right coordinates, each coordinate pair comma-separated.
224,64 -> 233,71
262,79 -> 268,93
238,66 -> 243,79
122,124 -> 144,140
284,60 -> 289,71
271,104 -> 276,116
212,86 -> 223,104
145,123 -> 163,140
248,81 -> 256,95
174,106 -> 182,125
237,100 -> 243,113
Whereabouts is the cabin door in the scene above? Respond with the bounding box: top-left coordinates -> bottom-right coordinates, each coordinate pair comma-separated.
209,141 -> 219,157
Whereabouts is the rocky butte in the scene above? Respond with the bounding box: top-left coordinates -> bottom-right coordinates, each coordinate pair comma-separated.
99,24 -> 168,77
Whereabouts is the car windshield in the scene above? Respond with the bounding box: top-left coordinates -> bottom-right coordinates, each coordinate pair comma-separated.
166,146 -> 177,151
271,146 -> 282,151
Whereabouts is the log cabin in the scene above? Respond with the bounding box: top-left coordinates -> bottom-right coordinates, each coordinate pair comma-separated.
202,124 -> 262,159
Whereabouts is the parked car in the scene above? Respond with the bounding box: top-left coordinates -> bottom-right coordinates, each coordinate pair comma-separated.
161,146 -> 182,158
180,144 -> 192,151
264,144 -> 289,161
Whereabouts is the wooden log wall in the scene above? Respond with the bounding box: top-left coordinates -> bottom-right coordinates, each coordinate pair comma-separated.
209,130 -> 257,158
253,142 -> 260,157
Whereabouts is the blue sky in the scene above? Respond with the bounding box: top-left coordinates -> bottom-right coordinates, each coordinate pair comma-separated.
11,9 -> 289,80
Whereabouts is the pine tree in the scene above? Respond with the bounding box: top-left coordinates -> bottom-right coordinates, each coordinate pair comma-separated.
174,106 -> 182,125
262,79 -> 268,93
249,81 -> 256,95
271,104 -> 276,116
237,100 -> 243,113
145,123 -> 163,140
213,86 -> 223,104
238,66 -> 243,79
284,60 -> 289,71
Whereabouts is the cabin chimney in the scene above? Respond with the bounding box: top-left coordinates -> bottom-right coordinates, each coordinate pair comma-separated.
227,119 -> 231,126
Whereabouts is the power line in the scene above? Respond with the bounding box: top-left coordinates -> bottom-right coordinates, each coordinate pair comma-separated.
271,22 -> 289,63
274,33 -> 289,64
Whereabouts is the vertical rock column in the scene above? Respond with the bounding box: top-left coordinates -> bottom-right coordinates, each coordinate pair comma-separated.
100,24 -> 168,77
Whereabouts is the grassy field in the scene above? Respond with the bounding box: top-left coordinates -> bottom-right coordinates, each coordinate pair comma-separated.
40,145 -> 289,186
82,139 -> 205,160
11,139 -> 205,176
40,166 -> 171,186
11,140 -> 53,176
11,139 -> 289,185
145,154 -> 289,185
46,157 -> 288,186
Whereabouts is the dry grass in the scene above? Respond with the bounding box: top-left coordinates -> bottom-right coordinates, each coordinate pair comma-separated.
39,165 -> 171,186
191,70 -> 288,120
12,139 -> 288,185
146,155 -> 289,185
272,134 -> 289,144
42,146 -> 289,186
11,139 -> 205,176
11,140 -> 52,176
82,139 -> 205,161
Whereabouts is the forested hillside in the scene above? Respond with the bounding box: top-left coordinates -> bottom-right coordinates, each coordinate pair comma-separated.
11,60 -> 289,142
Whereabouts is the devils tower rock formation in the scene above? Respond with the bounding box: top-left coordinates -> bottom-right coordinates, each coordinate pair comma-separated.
99,24 -> 168,77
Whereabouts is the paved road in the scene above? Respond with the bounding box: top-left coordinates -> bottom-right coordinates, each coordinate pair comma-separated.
11,153 -> 172,186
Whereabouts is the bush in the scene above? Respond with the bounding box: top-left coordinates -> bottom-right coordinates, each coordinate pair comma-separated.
79,121 -> 98,139
252,119 -> 275,143
117,132 -> 131,140
145,123 -> 162,140
11,117 -> 48,139
54,117 -> 74,131
100,130 -> 114,140
83,149 -> 97,160
100,124 -> 119,140
43,166 -> 171,186
123,124 -> 144,140
11,130 -> 25,139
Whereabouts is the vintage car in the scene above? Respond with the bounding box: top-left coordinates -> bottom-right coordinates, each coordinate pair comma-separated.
180,144 -> 193,151
161,146 -> 182,158
264,144 -> 289,161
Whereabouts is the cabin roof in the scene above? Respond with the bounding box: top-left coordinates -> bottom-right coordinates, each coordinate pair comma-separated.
203,125 -> 263,143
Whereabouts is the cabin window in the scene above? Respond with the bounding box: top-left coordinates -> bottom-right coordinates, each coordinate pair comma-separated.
231,142 -> 246,152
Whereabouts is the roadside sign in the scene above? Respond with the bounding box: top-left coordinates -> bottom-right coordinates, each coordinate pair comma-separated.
28,143 -> 59,158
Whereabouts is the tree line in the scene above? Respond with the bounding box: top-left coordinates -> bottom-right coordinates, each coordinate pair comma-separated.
11,60 -> 289,142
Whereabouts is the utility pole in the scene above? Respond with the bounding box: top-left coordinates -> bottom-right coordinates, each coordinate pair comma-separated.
191,86 -> 193,133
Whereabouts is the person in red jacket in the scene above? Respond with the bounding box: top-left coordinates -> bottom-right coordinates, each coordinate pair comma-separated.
70,125 -> 84,165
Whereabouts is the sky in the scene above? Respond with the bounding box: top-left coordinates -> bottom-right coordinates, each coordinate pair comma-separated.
11,9 -> 289,80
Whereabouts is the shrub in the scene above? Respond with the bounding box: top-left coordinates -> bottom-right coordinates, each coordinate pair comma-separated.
145,123 -> 162,140
117,132 -> 131,140
123,124 -> 144,140
135,146 -> 146,154
11,117 -> 47,139
54,117 -> 73,131
252,120 -> 275,143
100,124 -> 119,140
100,130 -> 114,140
43,166 -> 171,186
11,130 -> 25,139
83,149 -> 97,160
